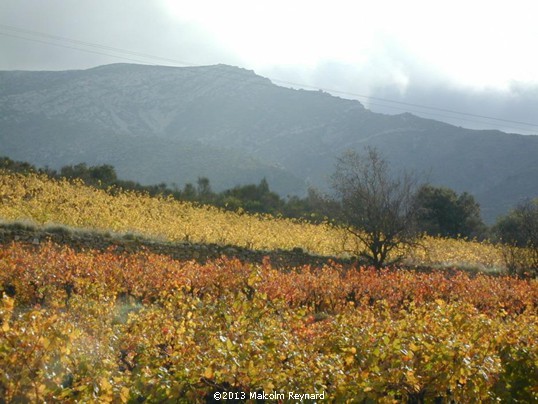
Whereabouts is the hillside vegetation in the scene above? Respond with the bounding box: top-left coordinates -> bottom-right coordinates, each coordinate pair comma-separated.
0,170 -> 504,270
0,242 -> 537,402
1,170 -> 537,402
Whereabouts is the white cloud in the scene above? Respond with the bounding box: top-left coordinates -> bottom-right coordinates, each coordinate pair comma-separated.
162,0 -> 538,90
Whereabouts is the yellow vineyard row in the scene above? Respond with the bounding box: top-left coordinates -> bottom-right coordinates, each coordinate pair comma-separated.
0,171 -> 504,268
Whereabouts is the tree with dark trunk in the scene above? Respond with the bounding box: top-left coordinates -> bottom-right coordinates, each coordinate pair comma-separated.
331,147 -> 420,269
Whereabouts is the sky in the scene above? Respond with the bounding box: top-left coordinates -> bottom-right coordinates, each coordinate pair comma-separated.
1,0 -> 538,135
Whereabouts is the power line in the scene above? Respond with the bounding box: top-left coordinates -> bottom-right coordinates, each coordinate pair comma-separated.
0,24 -> 194,66
270,78 -> 538,128
363,100 -> 535,133
1,23 -> 537,132
0,32 -> 160,65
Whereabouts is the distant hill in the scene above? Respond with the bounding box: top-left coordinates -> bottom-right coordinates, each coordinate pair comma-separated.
1,63 -> 537,222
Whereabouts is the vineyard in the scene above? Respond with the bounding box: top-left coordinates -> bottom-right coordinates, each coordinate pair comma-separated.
1,170 -> 537,402
0,242 -> 537,402
0,171 -> 504,269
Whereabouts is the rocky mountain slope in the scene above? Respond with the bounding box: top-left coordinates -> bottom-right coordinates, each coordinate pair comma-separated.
1,63 -> 537,222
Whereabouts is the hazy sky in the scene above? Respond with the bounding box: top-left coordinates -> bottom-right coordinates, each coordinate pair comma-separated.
1,0 -> 537,134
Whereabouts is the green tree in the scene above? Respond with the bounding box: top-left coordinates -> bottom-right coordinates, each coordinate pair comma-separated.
196,177 -> 214,202
89,164 -> 117,185
495,199 -> 538,275
182,183 -> 197,201
219,178 -> 283,214
414,185 -> 485,238
60,163 -> 117,186
281,188 -> 338,221
0,156 -> 37,173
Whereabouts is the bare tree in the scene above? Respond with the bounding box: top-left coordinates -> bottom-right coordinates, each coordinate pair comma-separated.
331,147 -> 420,268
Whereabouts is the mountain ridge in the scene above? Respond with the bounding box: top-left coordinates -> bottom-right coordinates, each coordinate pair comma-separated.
1,63 -> 537,222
